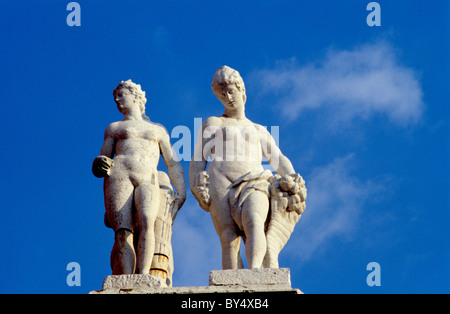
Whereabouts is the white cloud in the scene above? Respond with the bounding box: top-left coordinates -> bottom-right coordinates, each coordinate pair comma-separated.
284,155 -> 383,261
252,42 -> 425,127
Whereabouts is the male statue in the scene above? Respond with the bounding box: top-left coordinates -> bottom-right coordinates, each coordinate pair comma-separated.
190,66 -> 306,270
92,80 -> 186,275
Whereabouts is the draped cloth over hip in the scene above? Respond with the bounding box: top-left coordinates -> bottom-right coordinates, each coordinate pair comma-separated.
228,170 -> 273,231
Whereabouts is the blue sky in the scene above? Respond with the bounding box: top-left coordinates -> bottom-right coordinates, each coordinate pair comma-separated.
0,0 -> 448,294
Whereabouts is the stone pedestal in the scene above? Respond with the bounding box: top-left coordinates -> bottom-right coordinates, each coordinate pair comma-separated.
91,268 -> 302,295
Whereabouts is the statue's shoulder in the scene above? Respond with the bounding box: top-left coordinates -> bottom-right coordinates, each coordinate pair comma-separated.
247,120 -> 270,134
147,121 -> 170,138
104,121 -> 123,135
148,121 -> 166,130
203,116 -> 223,128
107,120 -> 122,128
245,119 -> 263,128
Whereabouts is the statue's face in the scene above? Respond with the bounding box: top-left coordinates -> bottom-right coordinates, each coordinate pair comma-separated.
115,88 -> 137,114
219,84 -> 245,110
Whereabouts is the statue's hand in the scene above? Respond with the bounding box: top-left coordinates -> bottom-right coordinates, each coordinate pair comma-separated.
195,171 -> 211,211
92,156 -> 114,178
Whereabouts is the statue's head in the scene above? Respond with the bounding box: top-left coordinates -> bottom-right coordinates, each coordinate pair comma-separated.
113,80 -> 148,117
212,66 -> 247,110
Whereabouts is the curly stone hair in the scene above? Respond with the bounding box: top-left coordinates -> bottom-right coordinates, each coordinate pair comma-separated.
113,79 -> 150,122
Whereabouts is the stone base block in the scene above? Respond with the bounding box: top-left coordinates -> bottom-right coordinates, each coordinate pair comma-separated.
91,268 -> 302,295
101,274 -> 167,291
210,268 -> 291,288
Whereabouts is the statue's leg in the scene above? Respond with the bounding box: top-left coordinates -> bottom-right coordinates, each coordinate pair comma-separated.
210,199 -> 241,270
104,177 -> 136,275
134,181 -> 160,274
241,191 -> 270,269
112,229 -> 135,275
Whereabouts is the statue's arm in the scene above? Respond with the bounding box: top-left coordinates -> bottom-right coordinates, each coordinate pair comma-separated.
92,126 -> 115,178
159,128 -> 186,217
189,119 -> 215,211
189,159 -> 210,211
100,126 -> 115,158
260,126 -> 296,176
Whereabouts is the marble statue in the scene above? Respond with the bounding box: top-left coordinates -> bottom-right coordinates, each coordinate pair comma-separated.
190,66 -> 307,270
92,80 -> 186,279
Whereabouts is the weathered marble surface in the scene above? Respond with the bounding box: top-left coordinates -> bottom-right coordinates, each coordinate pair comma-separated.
190,66 -> 307,270
92,80 -> 186,281
209,268 -> 291,289
91,269 -> 302,295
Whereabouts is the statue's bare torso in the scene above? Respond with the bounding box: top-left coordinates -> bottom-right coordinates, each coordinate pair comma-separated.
204,116 -> 266,189
105,120 -> 163,186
